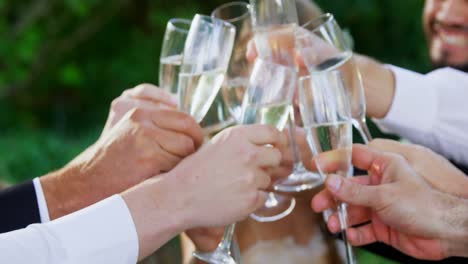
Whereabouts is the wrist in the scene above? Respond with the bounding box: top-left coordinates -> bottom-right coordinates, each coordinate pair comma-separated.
435,192 -> 468,257
122,171 -> 188,259
355,55 -> 395,119
40,163 -> 84,220
41,144 -> 128,220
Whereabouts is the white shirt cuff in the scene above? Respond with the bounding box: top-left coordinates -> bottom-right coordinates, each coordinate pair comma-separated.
0,195 -> 139,264
33,178 -> 50,223
45,195 -> 139,263
373,65 -> 438,132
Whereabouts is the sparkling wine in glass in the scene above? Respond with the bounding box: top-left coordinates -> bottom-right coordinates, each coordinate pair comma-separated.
250,0 -> 324,193
299,71 -> 357,264
297,13 -> 372,143
193,58 -> 297,264
159,18 -> 191,94
243,59 -> 297,222
178,14 -> 235,123
212,1 -> 253,124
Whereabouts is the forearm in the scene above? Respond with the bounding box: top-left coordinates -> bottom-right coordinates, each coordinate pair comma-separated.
354,54 -> 395,119
40,145 -> 122,220
40,164 -> 89,220
122,172 -> 188,260
0,195 -> 138,264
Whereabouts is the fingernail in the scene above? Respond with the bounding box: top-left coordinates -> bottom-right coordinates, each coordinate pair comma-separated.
328,217 -> 340,233
328,175 -> 342,193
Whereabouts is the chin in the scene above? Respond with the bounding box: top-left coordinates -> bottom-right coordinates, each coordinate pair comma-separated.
430,47 -> 468,73
431,59 -> 468,73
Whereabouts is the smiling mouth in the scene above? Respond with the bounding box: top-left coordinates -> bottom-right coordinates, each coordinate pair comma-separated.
432,21 -> 468,47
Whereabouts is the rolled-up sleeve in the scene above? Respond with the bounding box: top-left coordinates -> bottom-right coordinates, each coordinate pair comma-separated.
373,66 -> 468,166
0,195 -> 139,264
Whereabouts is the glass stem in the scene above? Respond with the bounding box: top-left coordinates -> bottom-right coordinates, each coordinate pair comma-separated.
287,110 -> 306,171
353,118 -> 372,144
338,202 -> 357,264
218,223 -> 236,252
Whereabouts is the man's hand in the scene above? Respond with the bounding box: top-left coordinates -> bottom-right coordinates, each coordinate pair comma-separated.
369,139 -> 468,197
102,83 -> 178,136
41,84 -> 203,220
172,124 -> 287,228
311,144 -> 468,260
122,124 -> 288,259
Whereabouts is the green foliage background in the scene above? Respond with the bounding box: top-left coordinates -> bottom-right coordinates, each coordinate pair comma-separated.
0,1 -> 427,262
0,0 -> 429,182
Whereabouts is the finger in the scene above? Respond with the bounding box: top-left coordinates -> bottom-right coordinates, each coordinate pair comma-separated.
242,124 -> 287,147
311,176 -> 370,212
310,148 -> 352,173
254,145 -> 282,168
155,149 -> 184,173
184,228 -> 223,251
328,205 -> 371,230
149,110 -> 204,148
352,144 -> 391,173
253,190 -> 269,211
267,166 -> 292,182
124,83 -> 178,107
347,225 -> 378,246
151,126 -> 197,158
368,139 -> 413,157
327,213 -> 341,233
108,98 -> 173,130
311,189 -> 337,213
112,97 -> 173,116
325,174 -> 382,208
252,168 -> 272,190
246,39 -> 257,63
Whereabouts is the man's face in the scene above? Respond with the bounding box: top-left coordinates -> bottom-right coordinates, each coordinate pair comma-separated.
423,0 -> 468,71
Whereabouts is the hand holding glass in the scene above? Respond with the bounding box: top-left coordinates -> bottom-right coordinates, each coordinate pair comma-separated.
297,13 -> 372,143
299,71 -> 357,264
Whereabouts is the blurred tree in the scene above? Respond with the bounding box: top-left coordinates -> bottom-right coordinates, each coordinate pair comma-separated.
0,1 -> 428,263
0,0 -> 430,184
0,0 -> 429,181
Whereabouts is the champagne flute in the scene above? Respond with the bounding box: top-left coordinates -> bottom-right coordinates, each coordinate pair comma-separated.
242,59 -> 297,223
250,0 -> 324,193
159,18 -> 191,94
296,13 -> 372,143
193,59 -> 297,264
250,0 -> 298,66
299,71 -> 357,264
200,3 -> 254,135
178,14 -> 235,123
212,1 -> 253,124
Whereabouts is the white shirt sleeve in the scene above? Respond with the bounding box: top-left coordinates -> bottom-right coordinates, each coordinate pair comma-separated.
33,177 -> 50,223
373,65 -> 468,166
0,195 -> 139,264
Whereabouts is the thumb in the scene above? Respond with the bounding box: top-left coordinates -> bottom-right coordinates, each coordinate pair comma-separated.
326,174 -> 382,209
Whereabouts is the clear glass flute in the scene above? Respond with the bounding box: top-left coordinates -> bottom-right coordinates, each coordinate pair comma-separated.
178,14 -> 235,123
211,1 -> 253,124
296,13 -> 372,143
193,58 -> 297,264
299,71 -> 357,264
158,18 -> 191,94
250,0 -> 324,193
